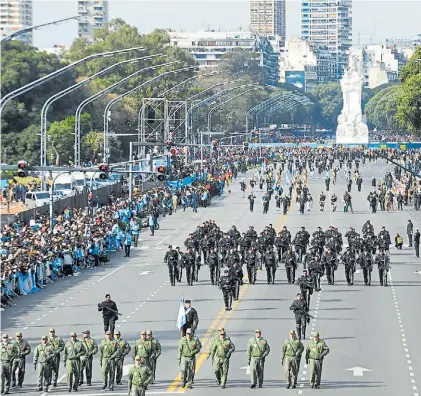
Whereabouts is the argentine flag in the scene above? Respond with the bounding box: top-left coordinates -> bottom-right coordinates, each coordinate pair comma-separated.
176,297 -> 186,330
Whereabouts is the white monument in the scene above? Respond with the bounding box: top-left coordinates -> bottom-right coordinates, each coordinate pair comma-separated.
336,46 -> 369,144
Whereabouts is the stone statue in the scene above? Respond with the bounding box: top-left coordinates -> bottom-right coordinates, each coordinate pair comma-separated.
336,46 -> 369,144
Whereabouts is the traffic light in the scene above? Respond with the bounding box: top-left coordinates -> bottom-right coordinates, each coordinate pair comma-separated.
243,141 -> 249,151
166,141 -> 173,151
17,160 -> 28,177
212,140 -> 218,151
157,166 -> 166,182
98,163 -> 109,180
170,148 -> 177,156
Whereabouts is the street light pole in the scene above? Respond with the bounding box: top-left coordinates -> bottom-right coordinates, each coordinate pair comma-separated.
50,171 -> 70,231
73,55 -> 168,165
103,65 -> 197,160
40,52 -> 149,167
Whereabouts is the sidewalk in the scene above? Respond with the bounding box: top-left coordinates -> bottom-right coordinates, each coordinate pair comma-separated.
0,200 -> 25,215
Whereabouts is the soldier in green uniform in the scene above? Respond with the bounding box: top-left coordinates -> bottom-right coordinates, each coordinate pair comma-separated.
33,336 -> 55,392
47,328 -> 65,387
11,332 -> 31,388
247,329 -> 270,388
1,334 -> 19,394
145,330 -> 161,384
305,332 -> 329,389
281,330 -> 304,389
209,329 -> 235,388
80,330 -> 98,386
128,356 -> 153,396
114,330 -> 131,385
133,331 -> 153,369
99,331 -> 120,390
177,328 -> 202,389
64,332 -> 85,392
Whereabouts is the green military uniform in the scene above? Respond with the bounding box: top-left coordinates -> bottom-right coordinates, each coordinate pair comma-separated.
209,335 -> 235,388
133,339 -> 153,368
80,335 -> 98,386
33,341 -> 55,391
247,331 -> 270,388
177,335 -> 202,388
281,333 -> 304,388
146,333 -> 161,384
11,334 -> 31,387
305,335 -> 329,389
99,338 -> 119,389
115,336 -> 131,385
1,337 -> 19,394
64,336 -> 85,391
48,331 -> 65,386
128,358 -> 153,396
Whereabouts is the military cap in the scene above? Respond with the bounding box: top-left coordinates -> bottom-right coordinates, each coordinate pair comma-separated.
141,331 -> 146,335
82,330 -> 90,334
2,334 -> 8,338
49,328 -> 56,332
15,332 -> 22,337
105,331 -> 112,335
218,327 -> 225,332
289,329 -> 296,335
70,332 -> 77,337
254,329 -> 261,333
135,355 -> 142,360
145,330 -> 152,335
41,335 -> 48,340
313,332 -> 320,337
186,329 -> 192,334
184,300 -> 191,304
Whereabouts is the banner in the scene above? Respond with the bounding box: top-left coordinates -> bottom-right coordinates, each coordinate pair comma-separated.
17,270 -> 39,295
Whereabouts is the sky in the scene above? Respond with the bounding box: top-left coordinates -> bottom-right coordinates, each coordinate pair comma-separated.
32,0 -> 421,48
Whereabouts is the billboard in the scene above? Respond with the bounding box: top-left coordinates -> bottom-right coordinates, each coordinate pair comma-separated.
285,71 -> 306,91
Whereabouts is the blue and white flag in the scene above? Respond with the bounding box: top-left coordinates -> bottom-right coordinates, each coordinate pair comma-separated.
176,297 -> 186,330
17,271 -> 39,295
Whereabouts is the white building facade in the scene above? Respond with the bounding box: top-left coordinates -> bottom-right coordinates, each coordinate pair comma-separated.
301,0 -> 352,79
77,0 -> 108,42
0,0 -> 32,45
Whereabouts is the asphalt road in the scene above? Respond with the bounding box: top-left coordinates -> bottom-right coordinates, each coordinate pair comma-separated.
1,162 -> 420,396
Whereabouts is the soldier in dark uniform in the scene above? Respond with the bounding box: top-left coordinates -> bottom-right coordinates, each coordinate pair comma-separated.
229,263 -> 243,300
340,248 -> 356,286
207,247 -> 220,285
358,250 -> 373,286
284,247 -> 297,284
181,300 -> 199,337
264,247 -> 277,284
164,245 -> 179,286
308,258 -> 324,292
375,250 -> 390,286
296,270 -> 313,309
321,248 -> 337,285
184,249 -> 197,286
219,269 -> 234,311
175,246 -> 184,282
290,294 -> 309,341
246,248 -> 258,285
98,294 -> 119,334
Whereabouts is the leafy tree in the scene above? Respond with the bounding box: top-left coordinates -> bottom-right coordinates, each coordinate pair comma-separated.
309,83 -> 343,130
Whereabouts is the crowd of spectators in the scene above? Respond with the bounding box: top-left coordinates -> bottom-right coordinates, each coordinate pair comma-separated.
369,130 -> 419,142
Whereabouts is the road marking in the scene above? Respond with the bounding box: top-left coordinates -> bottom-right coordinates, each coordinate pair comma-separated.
346,366 -> 372,376
138,271 -> 153,276
239,366 -> 251,375
167,190 -> 294,393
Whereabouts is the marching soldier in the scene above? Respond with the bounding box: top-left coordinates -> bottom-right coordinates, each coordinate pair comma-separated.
305,332 -> 329,389
177,328 -> 202,389
209,329 -> 235,389
33,336 -> 54,392
47,328 -> 64,387
181,300 -> 199,337
247,329 -> 270,388
11,332 -> 31,388
219,269 -> 234,311
375,250 -> 390,286
246,248 -> 258,285
264,247 -> 277,284
164,245 -> 179,286
133,331 -> 153,369
128,356 -> 153,396
281,330 -> 304,389
290,294 -> 310,341
1,334 -> 19,394
98,294 -> 119,335
145,330 -> 161,384
207,247 -> 220,285
99,331 -> 119,391
114,331 -> 131,385
80,330 -> 98,386
64,332 -> 85,392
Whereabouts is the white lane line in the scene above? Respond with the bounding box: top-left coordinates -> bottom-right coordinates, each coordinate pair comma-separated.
389,272 -> 418,396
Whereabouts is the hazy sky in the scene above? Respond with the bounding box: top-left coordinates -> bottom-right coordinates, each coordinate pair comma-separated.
32,0 -> 421,48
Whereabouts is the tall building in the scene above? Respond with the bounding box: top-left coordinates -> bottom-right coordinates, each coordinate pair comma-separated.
0,0 -> 33,45
77,0 -> 108,42
250,0 -> 286,45
301,0 -> 352,79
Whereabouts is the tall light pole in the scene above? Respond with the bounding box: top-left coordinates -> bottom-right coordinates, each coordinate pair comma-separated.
103,65 -> 197,160
40,52 -> 152,167
73,56 -> 169,165
0,46 -> 144,111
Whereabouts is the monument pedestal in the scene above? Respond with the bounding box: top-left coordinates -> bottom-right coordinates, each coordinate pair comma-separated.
336,123 -> 369,144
